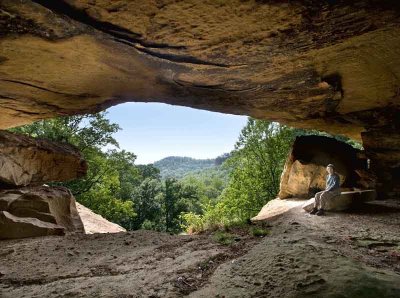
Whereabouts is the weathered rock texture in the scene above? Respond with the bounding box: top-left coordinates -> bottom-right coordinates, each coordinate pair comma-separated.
362,129 -> 400,199
0,210 -> 65,239
302,189 -> 377,212
76,202 -> 126,234
0,186 -> 85,239
0,0 -> 399,197
279,135 -> 372,199
0,130 -> 87,187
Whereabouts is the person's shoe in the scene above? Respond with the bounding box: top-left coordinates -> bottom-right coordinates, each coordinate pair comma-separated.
309,207 -> 318,215
316,209 -> 325,216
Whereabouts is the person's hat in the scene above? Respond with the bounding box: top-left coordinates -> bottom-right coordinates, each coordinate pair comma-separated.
327,164 -> 335,168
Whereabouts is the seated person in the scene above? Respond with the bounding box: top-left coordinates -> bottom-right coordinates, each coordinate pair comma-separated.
310,164 -> 341,216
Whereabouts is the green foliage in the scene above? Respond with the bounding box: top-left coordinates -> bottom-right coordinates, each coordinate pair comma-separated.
180,212 -> 204,233
154,156 -> 217,179
182,118 -> 297,232
180,167 -> 229,201
131,178 -> 164,231
212,231 -> 234,246
11,112 -> 139,228
11,113 -> 120,150
12,112 -> 361,235
181,118 -> 363,233
163,178 -> 202,233
250,227 -> 270,237
209,120 -> 295,224
12,113 -> 231,233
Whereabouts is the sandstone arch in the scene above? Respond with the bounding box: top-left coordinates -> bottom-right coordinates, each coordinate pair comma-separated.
0,0 -> 399,198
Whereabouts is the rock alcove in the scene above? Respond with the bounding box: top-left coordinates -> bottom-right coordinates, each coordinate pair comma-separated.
0,4 -> 400,296
0,0 -> 399,199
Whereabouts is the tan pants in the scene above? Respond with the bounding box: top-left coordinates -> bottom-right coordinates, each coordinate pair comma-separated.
314,189 -> 341,209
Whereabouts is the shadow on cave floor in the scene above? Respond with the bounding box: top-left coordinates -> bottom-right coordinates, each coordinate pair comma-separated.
345,200 -> 400,215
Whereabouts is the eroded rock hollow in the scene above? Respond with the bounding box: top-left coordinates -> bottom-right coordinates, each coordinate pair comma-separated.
0,0 -> 399,198
278,135 -> 374,200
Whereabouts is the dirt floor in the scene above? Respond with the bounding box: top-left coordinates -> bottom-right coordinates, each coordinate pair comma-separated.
1,200 -> 400,298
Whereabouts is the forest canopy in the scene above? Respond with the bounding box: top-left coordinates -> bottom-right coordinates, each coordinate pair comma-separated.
11,112 -> 360,233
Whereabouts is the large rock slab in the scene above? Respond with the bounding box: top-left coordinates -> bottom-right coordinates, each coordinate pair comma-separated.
0,130 -> 87,186
278,135 -> 372,199
76,202 -> 126,234
0,186 -> 85,239
251,198 -> 304,222
302,190 -> 377,212
0,211 -> 64,239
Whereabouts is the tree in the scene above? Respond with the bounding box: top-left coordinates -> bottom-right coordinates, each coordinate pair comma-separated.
10,112 -> 138,229
137,164 -> 161,180
182,118 -> 297,231
131,178 -> 164,231
215,120 -> 295,222
164,178 -> 182,232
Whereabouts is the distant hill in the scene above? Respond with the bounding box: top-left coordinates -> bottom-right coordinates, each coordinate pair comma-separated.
154,156 -> 218,179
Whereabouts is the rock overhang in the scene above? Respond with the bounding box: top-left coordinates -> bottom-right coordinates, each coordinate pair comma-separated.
0,0 -> 398,139
0,0 -> 399,197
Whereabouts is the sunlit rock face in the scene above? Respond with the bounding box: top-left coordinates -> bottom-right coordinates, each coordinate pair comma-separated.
278,135 -> 372,199
0,130 -> 87,187
76,202 -> 126,234
0,186 -> 84,239
0,0 -> 399,197
0,130 -> 86,239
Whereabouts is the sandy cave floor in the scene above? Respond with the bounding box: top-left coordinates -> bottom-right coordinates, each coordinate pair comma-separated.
0,200 -> 400,298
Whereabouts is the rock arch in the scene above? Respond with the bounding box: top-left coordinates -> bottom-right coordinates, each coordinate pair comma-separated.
0,0 -> 399,198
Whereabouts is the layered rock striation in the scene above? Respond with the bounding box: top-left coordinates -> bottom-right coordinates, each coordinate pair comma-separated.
0,131 -> 86,239
0,130 -> 87,187
0,0 -> 399,197
0,186 -> 84,239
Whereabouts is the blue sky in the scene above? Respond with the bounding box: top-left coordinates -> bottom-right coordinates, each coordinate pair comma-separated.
105,102 -> 248,164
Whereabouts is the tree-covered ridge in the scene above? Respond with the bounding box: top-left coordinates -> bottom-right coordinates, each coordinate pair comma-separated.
154,156 -> 226,179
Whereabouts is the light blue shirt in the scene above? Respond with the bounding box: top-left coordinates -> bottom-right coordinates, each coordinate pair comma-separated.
326,173 -> 340,191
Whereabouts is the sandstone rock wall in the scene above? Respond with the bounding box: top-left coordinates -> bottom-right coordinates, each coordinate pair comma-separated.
0,0 -> 399,198
0,130 -> 87,186
0,131 -> 87,239
279,135 -> 373,199
0,186 -> 85,240
362,128 -> 400,199
0,0 -> 399,137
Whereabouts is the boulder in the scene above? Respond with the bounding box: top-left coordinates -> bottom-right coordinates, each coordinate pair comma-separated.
251,198 -> 304,222
284,160 -> 346,198
302,190 -> 377,212
0,211 -> 65,239
0,130 -> 87,186
76,202 -> 126,234
279,135 -> 372,199
0,186 -> 85,239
